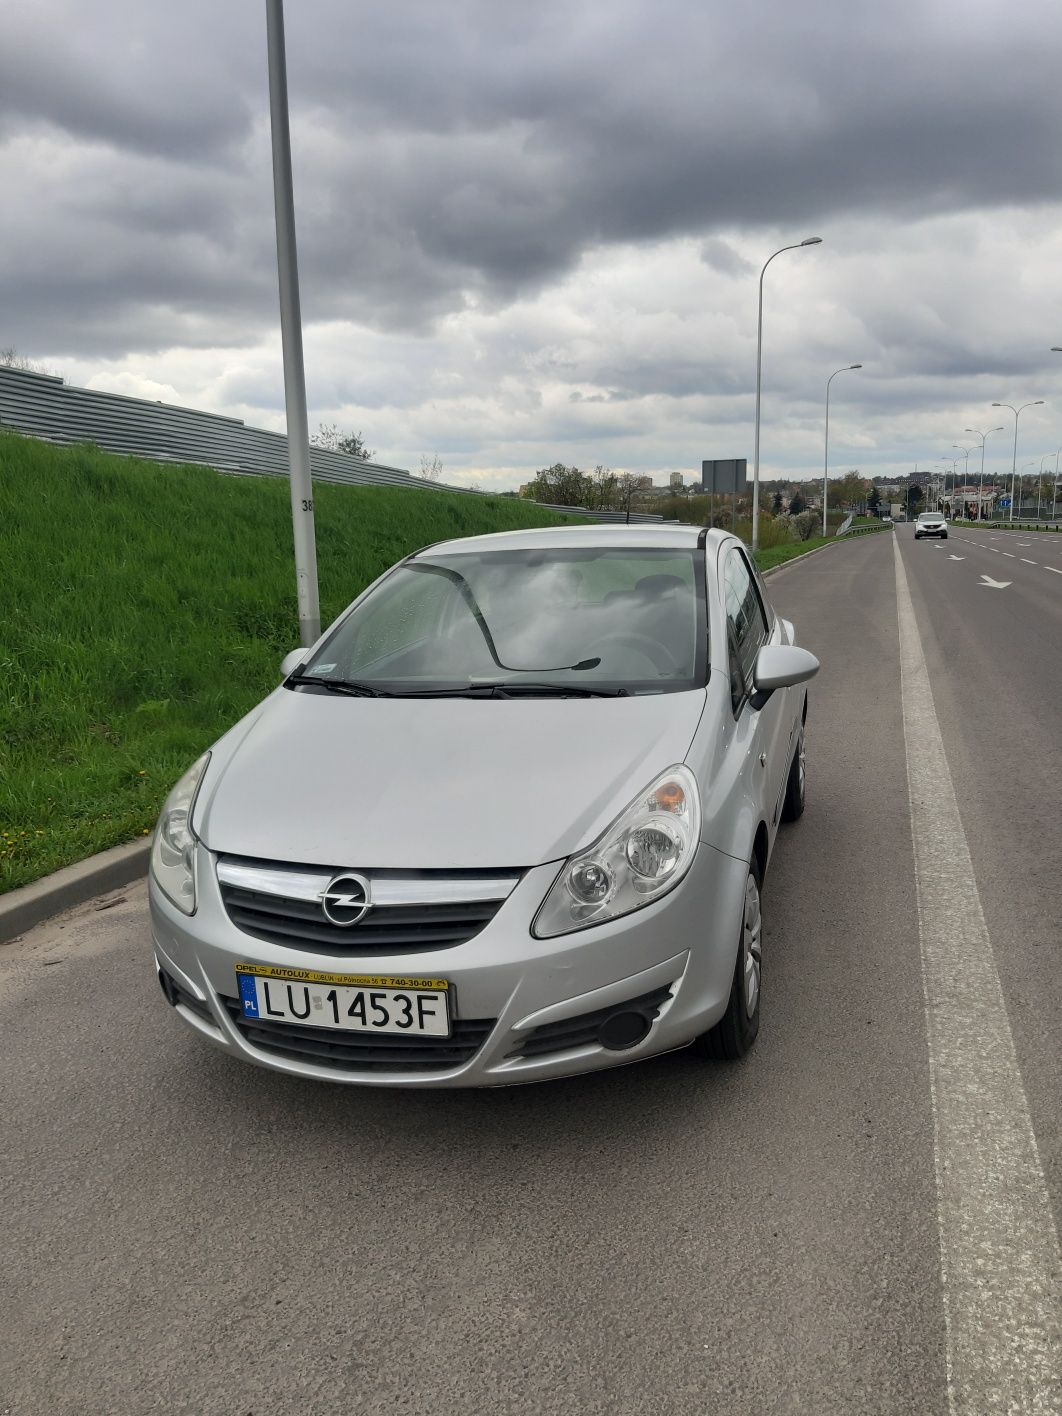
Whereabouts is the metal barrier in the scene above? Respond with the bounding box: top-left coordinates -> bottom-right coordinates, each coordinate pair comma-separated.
0,364 -> 665,523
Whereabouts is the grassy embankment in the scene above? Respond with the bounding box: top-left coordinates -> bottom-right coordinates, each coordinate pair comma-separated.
1,432 -> 885,891
0,433 -> 580,892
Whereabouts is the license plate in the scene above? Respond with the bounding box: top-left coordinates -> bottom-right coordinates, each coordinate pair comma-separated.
235,963 -> 451,1038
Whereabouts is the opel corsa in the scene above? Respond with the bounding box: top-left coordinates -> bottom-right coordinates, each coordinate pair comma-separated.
150,526 -> 819,1086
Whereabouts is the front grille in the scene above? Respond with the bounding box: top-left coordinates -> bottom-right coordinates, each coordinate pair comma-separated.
221,997 -> 495,1072
508,986 -> 673,1060
219,884 -> 504,956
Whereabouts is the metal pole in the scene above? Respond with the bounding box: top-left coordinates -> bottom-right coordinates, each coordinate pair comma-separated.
1053,448 -> 1061,524
1009,413 -> 1018,523
751,236 -> 821,552
822,377 -> 831,539
266,0 -> 321,647
821,364 -> 861,537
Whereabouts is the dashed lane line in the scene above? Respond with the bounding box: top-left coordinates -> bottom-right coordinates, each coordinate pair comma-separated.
1021,559 -> 1038,565
894,535 -> 1062,1415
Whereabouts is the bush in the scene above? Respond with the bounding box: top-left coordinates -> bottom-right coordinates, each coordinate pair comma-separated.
790,510 -> 818,542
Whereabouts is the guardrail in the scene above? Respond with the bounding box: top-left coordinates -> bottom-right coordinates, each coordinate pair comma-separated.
0,365 -> 666,523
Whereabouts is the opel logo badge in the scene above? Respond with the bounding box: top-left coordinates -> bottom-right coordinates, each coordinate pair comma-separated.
321,872 -> 372,927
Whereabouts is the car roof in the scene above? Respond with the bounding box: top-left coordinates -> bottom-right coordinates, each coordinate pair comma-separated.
415,524 -> 732,556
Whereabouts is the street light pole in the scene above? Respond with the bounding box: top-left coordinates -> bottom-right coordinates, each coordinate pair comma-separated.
951,443 -> 974,520
751,236 -> 822,552
822,363 -> 862,537
965,425 -> 1004,522
992,400 -> 1045,525
266,0 -> 321,647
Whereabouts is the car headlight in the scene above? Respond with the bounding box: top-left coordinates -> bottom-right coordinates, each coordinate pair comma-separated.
150,753 -> 210,915
533,765 -> 701,938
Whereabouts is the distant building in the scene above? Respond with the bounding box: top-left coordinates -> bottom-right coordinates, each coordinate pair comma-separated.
669,471 -> 684,489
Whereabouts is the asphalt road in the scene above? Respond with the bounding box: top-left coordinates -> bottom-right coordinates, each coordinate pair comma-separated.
2,529 -> 1058,1416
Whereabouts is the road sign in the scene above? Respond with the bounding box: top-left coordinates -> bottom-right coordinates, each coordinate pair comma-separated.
701,459 -> 748,494
998,497 -> 1011,509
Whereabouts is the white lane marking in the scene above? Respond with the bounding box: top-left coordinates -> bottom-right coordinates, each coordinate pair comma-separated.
989,548 -> 1000,553
1046,566 -> 1062,575
1002,552 -> 1016,557
893,536 -> 1061,1415
948,555 -> 966,561
979,575 -> 1012,588
1021,558 -> 1038,565
1018,543 -> 1032,547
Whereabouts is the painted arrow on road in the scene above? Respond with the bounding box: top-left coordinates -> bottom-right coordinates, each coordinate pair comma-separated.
948,555 -> 966,561
979,575 -> 1011,589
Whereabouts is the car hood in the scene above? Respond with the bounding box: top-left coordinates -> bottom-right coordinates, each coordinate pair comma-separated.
195,687 -> 707,869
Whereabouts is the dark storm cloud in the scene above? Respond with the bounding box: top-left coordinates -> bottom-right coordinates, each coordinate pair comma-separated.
2,0 -> 1061,360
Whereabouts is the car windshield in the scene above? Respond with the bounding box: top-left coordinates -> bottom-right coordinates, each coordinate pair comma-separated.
918,512 -> 941,521
297,547 -> 708,695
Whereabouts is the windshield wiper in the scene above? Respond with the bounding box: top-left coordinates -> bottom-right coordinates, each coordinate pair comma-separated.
394,682 -> 629,699
290,676 -> 393,698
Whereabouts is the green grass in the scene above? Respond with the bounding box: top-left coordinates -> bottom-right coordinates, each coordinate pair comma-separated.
753,536 -> 832,571
0,433 -> 580,892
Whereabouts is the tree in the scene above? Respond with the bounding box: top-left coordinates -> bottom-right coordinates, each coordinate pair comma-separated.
311,422 -> 375,460
614,472 -> 641,523
908,484 -> 924,510
1,348 -> 53,375
771,490 -> 784,514
587,464 -> 618,510
867,486 -> 881,514
419,452 -> 443,483
522,463 -> 592,507
789,491 -> 806,515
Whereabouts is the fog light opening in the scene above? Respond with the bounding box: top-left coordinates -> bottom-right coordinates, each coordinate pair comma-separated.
158,966 -> 179,1008
598,1009 -> 653,1051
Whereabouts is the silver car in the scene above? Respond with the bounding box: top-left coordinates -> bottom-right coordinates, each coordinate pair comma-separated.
150,526 -> 818,1086
914,511 -> 948,539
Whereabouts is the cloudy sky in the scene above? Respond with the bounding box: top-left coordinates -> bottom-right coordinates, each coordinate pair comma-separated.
3,0 -> 1062,491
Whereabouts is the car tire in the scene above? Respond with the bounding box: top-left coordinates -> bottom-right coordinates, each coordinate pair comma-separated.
780,727 -> 805,823
915,533 -> 922,539
693,856 -> 762,1062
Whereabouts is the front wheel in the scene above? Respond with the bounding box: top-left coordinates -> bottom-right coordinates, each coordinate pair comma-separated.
780,728 -> 806,823
692,858 -> 762,1061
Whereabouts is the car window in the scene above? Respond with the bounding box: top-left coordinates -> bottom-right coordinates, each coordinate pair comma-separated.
723,547 -> 768,710
301,547 -> 709,695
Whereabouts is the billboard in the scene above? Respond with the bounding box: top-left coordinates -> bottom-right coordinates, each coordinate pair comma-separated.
701,458 -> 748,494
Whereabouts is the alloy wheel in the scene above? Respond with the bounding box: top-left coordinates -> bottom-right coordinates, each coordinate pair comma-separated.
742,873 -> 762,1017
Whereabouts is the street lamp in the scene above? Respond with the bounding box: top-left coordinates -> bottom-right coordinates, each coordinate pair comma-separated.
1053,447 -> 1062,524
266,0 -> 321,646
945,457 -> 959,514
965,425 -> 1004,522
822,363 -> 862,536
951,443 -> 974,520
936,457 -> 957,513
751,236 -> 823,551
992,400 -> 1045,524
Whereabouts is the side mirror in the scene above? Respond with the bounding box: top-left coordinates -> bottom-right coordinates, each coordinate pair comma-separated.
750,644 -> 819,710
279,648 -> 307,679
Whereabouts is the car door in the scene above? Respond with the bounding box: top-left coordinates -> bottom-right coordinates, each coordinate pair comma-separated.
721,545 -> 790,837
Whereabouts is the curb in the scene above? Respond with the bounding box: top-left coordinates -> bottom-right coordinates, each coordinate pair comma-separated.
0,838 -> 151,945
761,526 -> 889,579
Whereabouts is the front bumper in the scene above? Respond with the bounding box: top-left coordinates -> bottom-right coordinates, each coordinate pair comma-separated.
149,842 -> 748,1087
